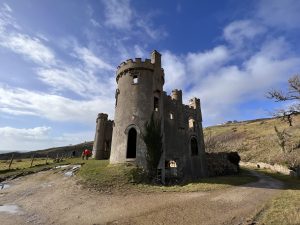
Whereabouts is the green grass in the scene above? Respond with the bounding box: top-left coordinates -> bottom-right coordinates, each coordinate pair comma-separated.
0,158 -> 53,171
76,160 -> 258,193
0,157 -> 83,182
0,157 -> 258,193
253,169 -> 300,225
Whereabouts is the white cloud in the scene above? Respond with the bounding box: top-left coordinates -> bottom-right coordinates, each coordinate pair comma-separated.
136,20 -> 167,40
0,33 -> 56,65
0,3 -> 19,32
133,45 -> 147,58
223,20 -> 266,46
0,126 -> 51,139
0,5 -> 55,66
0,126 -> 94,151
36,66 -> 115,98
256,0 -> 300,29
3,3 -> 12,12
101,0 -> 167,41
90,19 -> 100,27
73,47 -> 114,71
186,46 -> 229,78
162,37 -> 300,125
0,85 -> 115,123
162,51 -> 186,92
102,0 -> 132,30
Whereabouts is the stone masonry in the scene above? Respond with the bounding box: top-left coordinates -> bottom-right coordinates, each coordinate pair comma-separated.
93,50 -> 208,179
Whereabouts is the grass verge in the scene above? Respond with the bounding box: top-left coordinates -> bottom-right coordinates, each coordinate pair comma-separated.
76,160 -> 258,193
0,157 -> 83,182
253,169 -> 300,225
0,158 -> 258,193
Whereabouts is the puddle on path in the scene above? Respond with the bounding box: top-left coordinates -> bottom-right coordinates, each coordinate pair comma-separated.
0,204 -> 22,214
55,165 -> 69,169
64,165 -> 81,177
0,183 -> 10,190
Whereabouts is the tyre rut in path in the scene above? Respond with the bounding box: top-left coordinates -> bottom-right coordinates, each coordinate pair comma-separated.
0,170 -> 283,225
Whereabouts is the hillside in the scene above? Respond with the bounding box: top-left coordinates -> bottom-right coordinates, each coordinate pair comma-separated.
0,141 -> 93,160
1,115 -> 299,168
204,115 -> 300,169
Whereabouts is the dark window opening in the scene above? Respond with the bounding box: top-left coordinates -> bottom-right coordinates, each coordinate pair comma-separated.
104,141 -> 110,152
191,138 -> 198,156
189,118 -> 196,132
115,89 -> 120,107
126,128 -> 137,158
154,97 -> 159,111
133,75 -> 138,84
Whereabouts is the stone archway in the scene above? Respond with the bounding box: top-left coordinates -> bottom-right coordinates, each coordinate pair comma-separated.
126,128 -> 137,158
191,137 -> 198,156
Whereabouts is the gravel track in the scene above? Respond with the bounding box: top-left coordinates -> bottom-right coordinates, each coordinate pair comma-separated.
0,169 -> 283,225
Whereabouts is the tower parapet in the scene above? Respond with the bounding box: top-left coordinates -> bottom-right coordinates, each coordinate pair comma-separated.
189,97 -> 200,109
151,50 -> 161,67
116,58 -> 154,83
171,89 -> 183,103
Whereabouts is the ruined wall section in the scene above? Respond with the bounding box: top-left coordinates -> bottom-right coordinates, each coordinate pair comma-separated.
110,51 -> 165,168
163,91 -> 207,178
92,113 -> 113,160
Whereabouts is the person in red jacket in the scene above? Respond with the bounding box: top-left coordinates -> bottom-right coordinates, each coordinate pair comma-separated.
82,149 -> 91,160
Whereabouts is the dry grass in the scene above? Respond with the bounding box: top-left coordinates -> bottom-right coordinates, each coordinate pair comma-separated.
204,115 -> 300,167
253,169 -> 300,225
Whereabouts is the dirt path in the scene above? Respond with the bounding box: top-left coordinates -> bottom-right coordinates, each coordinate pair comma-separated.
0,168 -> 283,225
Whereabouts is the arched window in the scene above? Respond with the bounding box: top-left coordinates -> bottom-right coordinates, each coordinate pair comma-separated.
189,118 -> 196,131
115,89 -> 120,107
126,128 -> 137,158
191,137 -> 198,156
133,75 -> 138,84
154,97 -> 159,111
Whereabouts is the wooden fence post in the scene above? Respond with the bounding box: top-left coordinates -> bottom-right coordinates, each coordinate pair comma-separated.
45,154 -> 48,165
8,154 -> 14,170
30,154 -> 35,167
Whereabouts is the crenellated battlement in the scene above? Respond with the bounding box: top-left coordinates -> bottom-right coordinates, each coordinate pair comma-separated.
116,58 -> 155,82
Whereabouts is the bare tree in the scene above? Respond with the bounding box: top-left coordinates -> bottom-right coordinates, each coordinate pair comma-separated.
267,75 -> 300,126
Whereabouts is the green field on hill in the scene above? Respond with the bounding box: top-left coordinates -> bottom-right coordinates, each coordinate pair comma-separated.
204,115 -> 300,168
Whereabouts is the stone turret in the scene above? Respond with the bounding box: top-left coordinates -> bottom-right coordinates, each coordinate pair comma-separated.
171,89 -> 182,103
151,50 -> 161,67
92,113 -> 113,160
110,50 -> 165,167
189,97 -> 200,109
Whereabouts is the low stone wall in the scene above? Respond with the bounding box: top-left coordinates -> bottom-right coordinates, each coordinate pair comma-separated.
206,152 -> 240,177
240,161 -> 300,177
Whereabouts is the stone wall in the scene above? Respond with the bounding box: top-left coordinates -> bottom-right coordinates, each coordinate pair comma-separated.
240,161 -> 300,177
206,152 -> 240,177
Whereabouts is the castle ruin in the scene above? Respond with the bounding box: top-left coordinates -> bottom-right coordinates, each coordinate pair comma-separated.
92,50 -> 207,179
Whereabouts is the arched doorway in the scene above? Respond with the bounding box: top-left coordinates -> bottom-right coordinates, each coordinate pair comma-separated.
127,128 -> 137,158
191,137 -> 198,156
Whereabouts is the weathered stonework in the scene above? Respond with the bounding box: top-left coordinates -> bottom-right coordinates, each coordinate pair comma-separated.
92,113 -> 113,160
93,50 -> 208,179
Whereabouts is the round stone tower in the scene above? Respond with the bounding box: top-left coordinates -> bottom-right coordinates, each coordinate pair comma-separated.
110,50 -> 165,167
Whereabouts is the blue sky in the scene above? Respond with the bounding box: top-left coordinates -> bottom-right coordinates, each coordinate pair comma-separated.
0,0 -> 300,151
